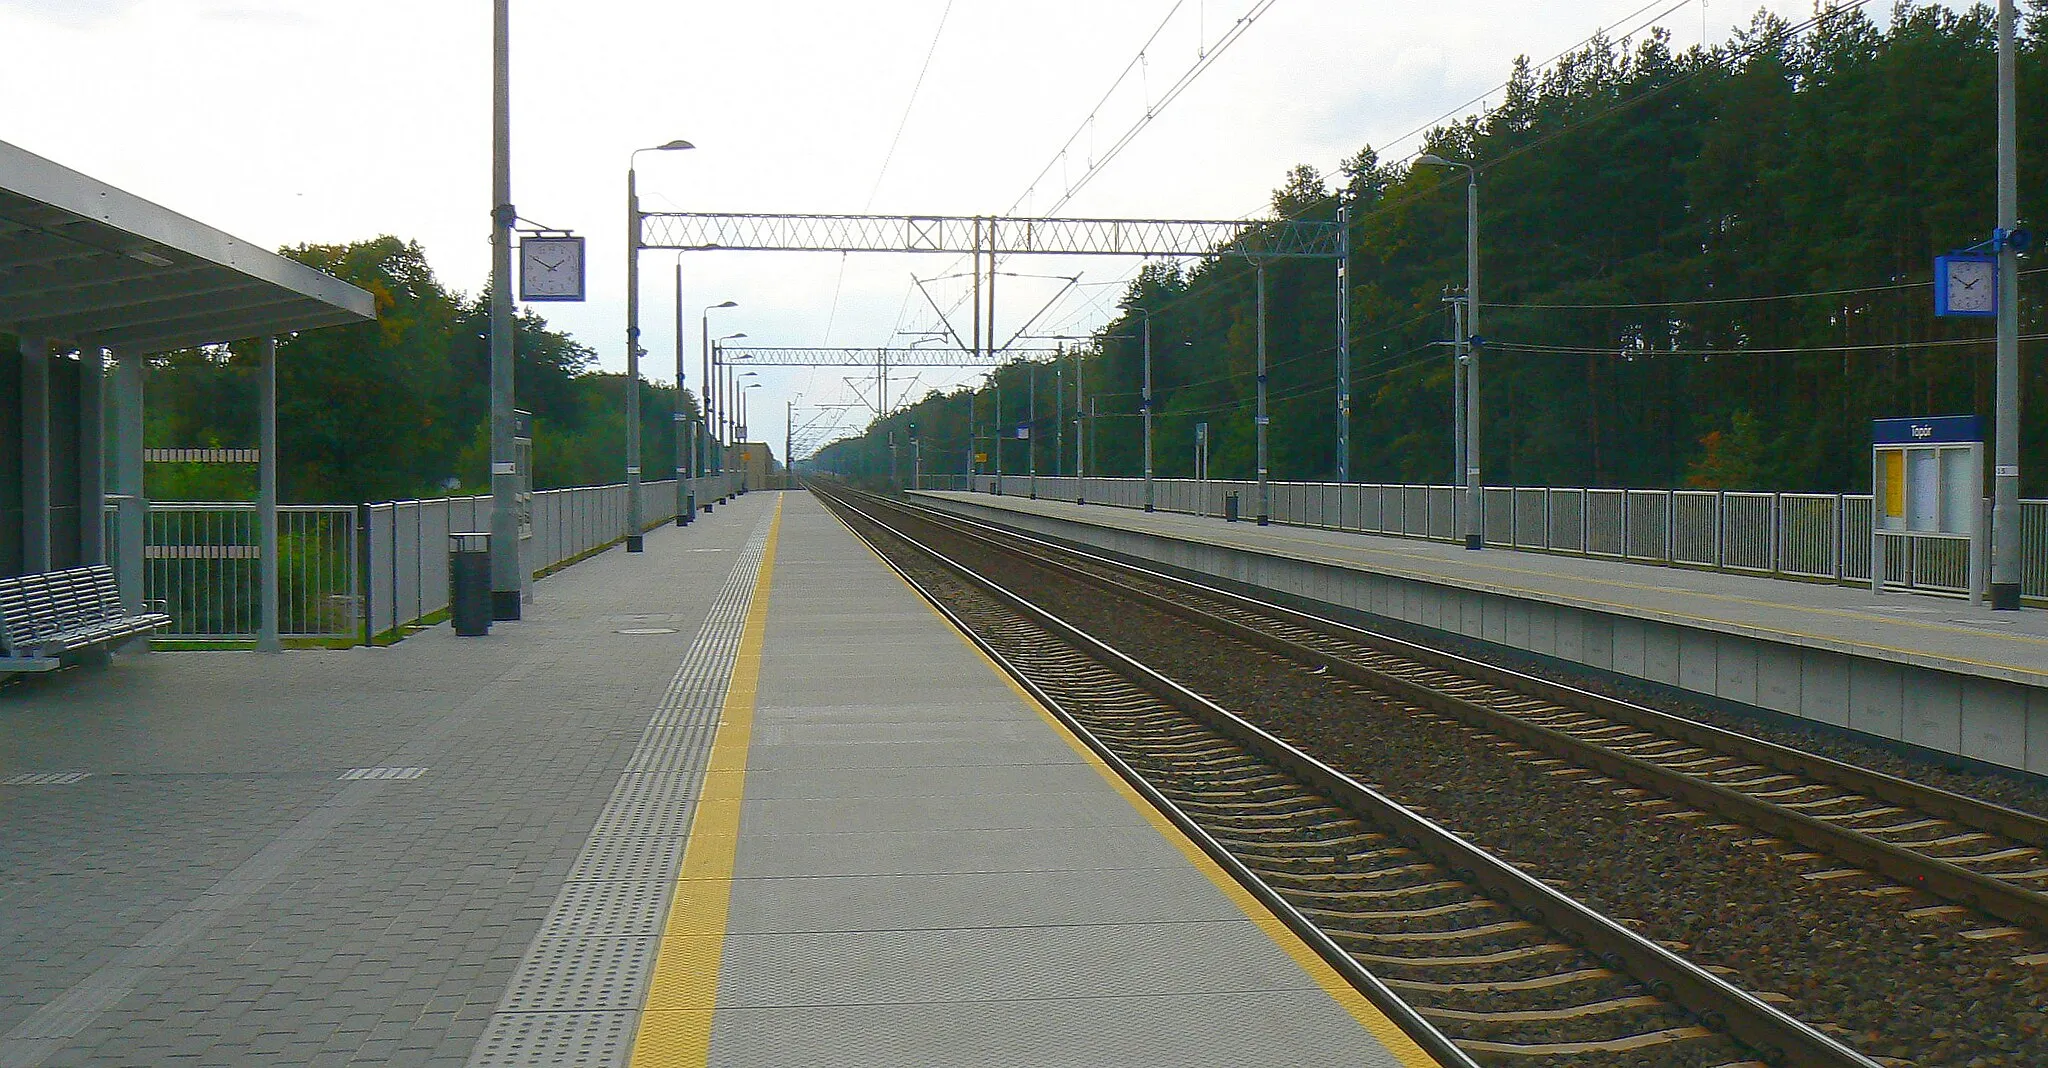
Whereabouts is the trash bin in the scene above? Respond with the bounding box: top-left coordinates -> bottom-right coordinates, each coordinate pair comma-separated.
449,532 -> 491,637
683,490 -> 696,525
1224,493 -> 1240,522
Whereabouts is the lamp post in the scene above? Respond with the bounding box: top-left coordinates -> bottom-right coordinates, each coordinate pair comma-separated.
1141,308 -> 1154,511
739,381 -> 760,489
686,297 -> 736,524
1417,152 -> 1482,550
785,396 -> 797,488
710,335 -> 746,470
488,0 -> 520,618
726,348 -> 752,448
625,138 -> 694,553
1992,0 -> 2023,609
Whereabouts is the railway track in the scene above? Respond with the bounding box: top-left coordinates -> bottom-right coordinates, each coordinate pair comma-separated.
866,492 -> 2048,937
817,485 -> 1881,1068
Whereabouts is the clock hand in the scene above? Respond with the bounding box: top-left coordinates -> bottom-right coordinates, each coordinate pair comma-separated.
539,258 -> 564,271
1960,277 -> 1979,289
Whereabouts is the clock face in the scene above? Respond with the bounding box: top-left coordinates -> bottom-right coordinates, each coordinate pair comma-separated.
520,236 -> 585,301
1942,257 -> 1996,315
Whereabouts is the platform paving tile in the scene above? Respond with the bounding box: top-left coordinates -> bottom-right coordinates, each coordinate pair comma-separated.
731,825 -> 1191,879
0,495 -> 777,1068
693,494 -> 1414,1068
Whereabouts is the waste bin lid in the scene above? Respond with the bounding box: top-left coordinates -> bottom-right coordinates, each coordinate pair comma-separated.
449,532 -> 491,552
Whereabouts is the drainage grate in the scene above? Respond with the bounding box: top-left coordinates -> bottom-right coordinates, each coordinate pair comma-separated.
1,772 -> 91,785
339,767 -> 427,781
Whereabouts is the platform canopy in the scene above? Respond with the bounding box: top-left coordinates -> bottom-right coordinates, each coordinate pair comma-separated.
0,139 -> 375,353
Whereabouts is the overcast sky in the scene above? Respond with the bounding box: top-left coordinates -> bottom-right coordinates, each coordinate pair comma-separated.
4,0 -> 1906,459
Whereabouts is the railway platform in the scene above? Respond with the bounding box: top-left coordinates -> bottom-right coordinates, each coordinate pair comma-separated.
0,489 -> 1440,1068
912,490 -> 2048,780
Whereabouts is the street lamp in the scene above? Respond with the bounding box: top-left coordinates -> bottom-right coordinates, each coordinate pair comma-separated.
1139,308 -> 1154,511
710,334 -> 747,464
687,299 -> 736,523
738,380 -> 761,464
722,343 -> 750,449
1417,152 -> 1483,550
785,395 -> 800,488
625,138 -> 694,553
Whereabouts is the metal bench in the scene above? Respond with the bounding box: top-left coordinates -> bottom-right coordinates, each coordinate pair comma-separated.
0,564 -> 172,672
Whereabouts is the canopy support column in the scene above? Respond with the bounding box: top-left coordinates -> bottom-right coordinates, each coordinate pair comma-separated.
78,346 -> 105,566
110,348 -> 146,613
257,337 -> 280,653
21,336 -> 50,574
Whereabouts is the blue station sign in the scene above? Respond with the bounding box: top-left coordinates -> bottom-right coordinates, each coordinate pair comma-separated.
1872,415 -> 1983,445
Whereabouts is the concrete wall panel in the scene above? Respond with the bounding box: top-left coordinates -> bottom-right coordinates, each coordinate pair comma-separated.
1482,594 -> 1508,645
1579,613 -> 1614,671
1678,628 -> 1716,693
1960,679 -> 2027,770
1755,644 -> 1802,716
1849,659 -> 1905,742
1504,599 -> 1531,651
1645,622 -> 1682,686
1613,617 -> 1646,677
2030,690 -> 2048,777
1799,649 -> 1851,727
1902,673 -> 1964,755
1551,607 -> 1583,665
1716,635 -> 1759,706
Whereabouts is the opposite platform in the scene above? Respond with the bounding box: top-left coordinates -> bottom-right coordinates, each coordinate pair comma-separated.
628,491 -> 1439,1068
915,490 -> 2048,778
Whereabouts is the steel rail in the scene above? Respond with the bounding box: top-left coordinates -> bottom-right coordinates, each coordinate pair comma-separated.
880,492 -> 2048,933
818,489 -> 1482,1068
822,485 -> 1879,1068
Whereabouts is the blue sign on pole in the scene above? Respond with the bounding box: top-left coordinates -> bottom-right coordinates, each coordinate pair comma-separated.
1872,415 -> 1983,445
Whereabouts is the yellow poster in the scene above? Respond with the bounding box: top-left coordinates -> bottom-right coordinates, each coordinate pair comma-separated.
1879,449 -> 1905,518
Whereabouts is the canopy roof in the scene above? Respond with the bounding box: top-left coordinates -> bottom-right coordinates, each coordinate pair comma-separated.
0,139 -> 375,354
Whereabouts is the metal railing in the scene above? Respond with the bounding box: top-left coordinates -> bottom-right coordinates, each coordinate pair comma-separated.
960,475 -> 2048,601
119,474 -> 743,643
138,504 -> 358,640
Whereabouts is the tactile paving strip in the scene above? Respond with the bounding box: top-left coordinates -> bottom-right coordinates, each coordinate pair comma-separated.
566,836 -> 688,883
497,936 -> 659,1012
467,510 -> 776,1068
466,1011 -> 635,1068
538,881 -> 675,938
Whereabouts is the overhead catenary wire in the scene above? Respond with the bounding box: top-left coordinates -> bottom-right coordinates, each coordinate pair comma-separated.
1495,333 -> 2048,358
1488,267 -> 2048,311
821,0 -> 959,348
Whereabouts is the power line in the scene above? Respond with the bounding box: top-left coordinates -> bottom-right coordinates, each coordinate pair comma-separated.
1494,332 -> 2048,358
865,0 -> 957,211
822,0 -> 959,348
1488,267 -> 2048,311
1007,0 -> 1282,217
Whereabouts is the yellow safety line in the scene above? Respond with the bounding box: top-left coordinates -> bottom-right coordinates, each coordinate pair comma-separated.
628,496 -> 782,1067
832,498 -> 1447,1068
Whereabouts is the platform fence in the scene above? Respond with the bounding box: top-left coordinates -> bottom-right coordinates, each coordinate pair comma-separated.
111,474 -> 744,642
965,475 -> 2048,601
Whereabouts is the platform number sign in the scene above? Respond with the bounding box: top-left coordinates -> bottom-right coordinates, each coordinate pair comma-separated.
519,235 -> 586,302
1934,254 -> 1997,318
